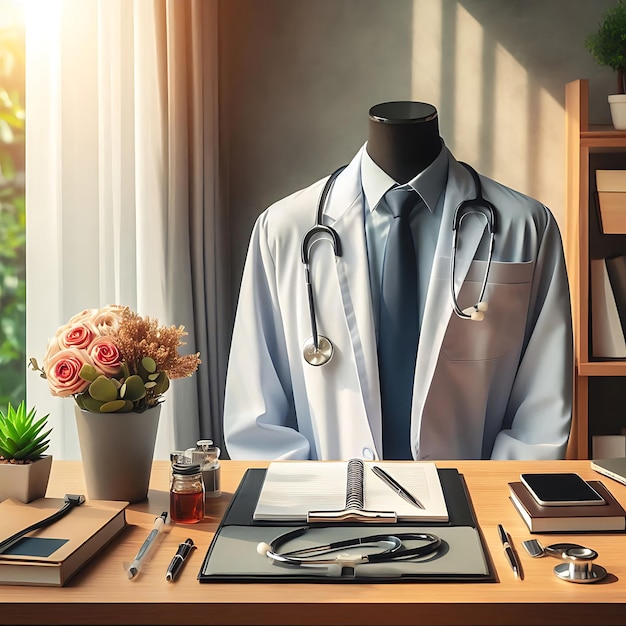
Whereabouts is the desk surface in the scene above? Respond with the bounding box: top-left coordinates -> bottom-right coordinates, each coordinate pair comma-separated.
3,459 -> 626,625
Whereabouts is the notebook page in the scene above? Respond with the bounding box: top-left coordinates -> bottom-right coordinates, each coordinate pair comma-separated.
253,461 -> 448,522
253,462 -> 349,521
363,462 -> 448,521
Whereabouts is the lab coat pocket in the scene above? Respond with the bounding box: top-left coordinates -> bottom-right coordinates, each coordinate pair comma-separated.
440,259 -> 534,362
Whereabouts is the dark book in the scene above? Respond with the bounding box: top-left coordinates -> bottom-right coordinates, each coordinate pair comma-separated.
508,481 -> 626,533
0,497 -> 127,586
605,254 -> 626,339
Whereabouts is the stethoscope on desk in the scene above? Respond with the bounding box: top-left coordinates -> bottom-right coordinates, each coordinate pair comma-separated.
257,527 -> 442,568
301,161 -> 497,366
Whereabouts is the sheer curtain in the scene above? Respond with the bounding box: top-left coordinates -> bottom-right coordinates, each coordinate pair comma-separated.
25,0 -> 226,460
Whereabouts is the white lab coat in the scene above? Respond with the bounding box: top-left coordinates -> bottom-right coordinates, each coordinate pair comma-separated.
224,145 -> 573,461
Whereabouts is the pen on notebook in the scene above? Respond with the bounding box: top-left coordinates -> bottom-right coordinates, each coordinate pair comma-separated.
165,538 -> 195,581
371,465 -> 425,509
497,524 -> 521,579
127,511 -> 168,580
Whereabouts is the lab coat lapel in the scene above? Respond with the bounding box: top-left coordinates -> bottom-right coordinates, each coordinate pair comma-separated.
412,155 -> 486,456
323,149 -> 382,451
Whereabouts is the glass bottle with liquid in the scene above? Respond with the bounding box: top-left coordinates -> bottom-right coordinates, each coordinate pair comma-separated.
170,463 -> 205,523
187,439 -> 221,499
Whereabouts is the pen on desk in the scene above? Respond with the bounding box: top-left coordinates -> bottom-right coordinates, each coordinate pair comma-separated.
371,465 -> 425,509
165,538 -> 195,582
127,511 -> 168,580
497,524 -> 521,579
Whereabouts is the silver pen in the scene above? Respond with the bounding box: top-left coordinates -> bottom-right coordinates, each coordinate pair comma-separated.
127,511 -> 168,579
497,524 -> 521,579
371,465 -> 425,509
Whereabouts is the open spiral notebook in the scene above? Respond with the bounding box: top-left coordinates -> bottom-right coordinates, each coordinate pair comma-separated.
252,459 -> 449,523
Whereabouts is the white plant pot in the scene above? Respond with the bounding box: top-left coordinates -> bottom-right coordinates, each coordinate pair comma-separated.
74,405 -> 161,503
0,455 -> 53,503
608,94 -> 626,130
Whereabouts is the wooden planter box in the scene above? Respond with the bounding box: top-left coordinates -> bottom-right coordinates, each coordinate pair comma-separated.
0,455 -> 52,503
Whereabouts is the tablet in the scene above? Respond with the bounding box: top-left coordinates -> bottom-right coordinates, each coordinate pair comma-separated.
520,472 -> 606,507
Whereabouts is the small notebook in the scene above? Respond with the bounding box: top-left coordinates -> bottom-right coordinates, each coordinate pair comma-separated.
253,459 -> 449,523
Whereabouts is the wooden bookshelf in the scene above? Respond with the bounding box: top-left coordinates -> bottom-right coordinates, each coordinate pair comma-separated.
565,79 -> 626,459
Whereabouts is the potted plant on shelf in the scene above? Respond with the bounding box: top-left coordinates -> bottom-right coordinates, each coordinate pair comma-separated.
0,401 -> 53,503
585,0 -> 626,129
30,304 -> 201,503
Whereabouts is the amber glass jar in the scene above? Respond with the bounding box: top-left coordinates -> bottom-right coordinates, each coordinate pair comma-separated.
169,463 -> 205,523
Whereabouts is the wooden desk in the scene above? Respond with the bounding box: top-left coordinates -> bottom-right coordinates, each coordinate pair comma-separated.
3,460 -> 626,625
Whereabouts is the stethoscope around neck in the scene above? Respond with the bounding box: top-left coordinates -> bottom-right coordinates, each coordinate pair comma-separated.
300,162 -> 497,367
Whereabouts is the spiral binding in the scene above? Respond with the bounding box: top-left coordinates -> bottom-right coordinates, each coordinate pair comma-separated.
345,458 -> 365,510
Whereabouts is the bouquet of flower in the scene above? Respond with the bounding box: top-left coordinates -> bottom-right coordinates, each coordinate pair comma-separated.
30,305 -> 201,413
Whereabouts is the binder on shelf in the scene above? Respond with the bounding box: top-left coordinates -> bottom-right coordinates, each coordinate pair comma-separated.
596,170 -> 626,234
590,258 -> 626,358
198,466 -> 494,583
605,254 -> 626,338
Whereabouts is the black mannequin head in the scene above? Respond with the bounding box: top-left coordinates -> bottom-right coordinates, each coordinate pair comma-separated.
366,101 -> 442,184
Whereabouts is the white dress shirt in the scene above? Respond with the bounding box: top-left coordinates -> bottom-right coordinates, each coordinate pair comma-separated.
361,143 -> 448,338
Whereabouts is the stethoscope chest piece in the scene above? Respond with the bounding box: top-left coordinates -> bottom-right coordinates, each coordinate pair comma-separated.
548,543 -> 607,584
302,335 -> 334,366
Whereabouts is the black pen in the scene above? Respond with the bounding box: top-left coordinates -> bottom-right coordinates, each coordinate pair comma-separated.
497,524 -> 521,579
165,538 -> 195,581
371,465 -> 425,509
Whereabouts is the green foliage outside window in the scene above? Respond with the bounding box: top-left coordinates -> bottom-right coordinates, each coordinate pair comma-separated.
0,12 -> 25,414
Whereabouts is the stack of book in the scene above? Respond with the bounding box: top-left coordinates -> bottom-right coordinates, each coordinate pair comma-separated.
508,481 -> 626,533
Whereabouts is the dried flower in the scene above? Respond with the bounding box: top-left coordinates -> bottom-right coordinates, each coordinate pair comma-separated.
30,306 -> 201,413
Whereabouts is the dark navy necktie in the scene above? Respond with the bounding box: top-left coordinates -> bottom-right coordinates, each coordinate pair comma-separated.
378,187 -> 420,460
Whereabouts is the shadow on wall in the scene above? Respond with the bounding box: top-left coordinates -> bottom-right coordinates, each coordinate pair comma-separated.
412,0 -> 616,205
221,0 -> 618,310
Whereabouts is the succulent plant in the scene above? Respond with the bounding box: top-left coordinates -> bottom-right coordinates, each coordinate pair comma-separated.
0,401 -> 52,462
74,356 -> 170,413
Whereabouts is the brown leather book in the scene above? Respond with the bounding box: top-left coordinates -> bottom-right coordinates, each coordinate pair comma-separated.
0,497 -> 127,586
508,481 -> 626,533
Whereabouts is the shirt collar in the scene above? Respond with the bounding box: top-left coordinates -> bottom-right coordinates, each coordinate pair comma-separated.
360,139 -> 448,214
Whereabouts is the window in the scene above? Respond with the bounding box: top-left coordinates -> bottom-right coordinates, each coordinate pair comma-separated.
0,0 -> 25,412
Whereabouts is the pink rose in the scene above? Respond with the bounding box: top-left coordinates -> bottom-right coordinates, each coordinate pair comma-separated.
90,305 -> 126,335
67,308 -> 94,325
89,336 -> 123,375
67,305 -> 125,336
45,348 -> 94,397
58,323 -> 97,351
42,335 -> 63,365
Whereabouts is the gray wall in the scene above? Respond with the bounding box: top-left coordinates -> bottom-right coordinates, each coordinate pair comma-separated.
219,0 -> 617,310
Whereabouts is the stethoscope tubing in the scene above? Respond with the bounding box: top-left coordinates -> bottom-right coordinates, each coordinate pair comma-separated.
260,529 -> 442,567
301,160 -> 497,365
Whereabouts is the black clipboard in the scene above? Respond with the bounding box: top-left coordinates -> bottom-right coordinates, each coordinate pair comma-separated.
198,468 -> 495,583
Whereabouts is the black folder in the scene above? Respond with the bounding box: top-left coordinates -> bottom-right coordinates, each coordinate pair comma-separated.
198,468 -> 495,583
